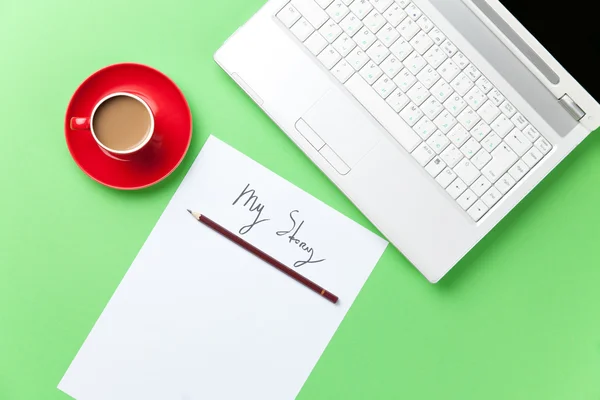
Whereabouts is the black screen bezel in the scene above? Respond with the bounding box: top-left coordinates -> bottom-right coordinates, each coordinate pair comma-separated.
499,0 -> 600,102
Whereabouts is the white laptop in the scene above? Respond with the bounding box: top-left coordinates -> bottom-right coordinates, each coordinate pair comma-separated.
215,0 -> 599,282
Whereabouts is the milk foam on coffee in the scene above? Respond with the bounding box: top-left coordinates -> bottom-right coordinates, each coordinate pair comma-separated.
94,96 -> 151,151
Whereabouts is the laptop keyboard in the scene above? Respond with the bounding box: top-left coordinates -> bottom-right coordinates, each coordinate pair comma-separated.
277,0 -> 553,222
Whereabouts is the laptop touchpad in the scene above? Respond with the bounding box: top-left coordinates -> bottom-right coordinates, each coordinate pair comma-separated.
300,89 -> 382,167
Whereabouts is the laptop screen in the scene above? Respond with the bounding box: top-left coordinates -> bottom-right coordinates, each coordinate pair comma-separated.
499,0 -> 600,103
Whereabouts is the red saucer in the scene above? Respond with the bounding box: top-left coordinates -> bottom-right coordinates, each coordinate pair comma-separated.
65,63 -> 192,190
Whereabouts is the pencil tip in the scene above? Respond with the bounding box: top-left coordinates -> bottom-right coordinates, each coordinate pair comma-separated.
187,209 -> 201,220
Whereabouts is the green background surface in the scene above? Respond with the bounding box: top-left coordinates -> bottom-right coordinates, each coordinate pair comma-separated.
1,0 -> 600,399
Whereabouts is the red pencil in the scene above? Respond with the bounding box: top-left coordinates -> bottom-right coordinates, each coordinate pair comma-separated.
187,209 -> 338,304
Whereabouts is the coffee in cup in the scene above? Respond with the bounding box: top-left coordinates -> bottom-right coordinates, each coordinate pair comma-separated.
70,92 -> 155,158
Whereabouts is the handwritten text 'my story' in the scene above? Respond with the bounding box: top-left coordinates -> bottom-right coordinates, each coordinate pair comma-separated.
232,184 -> 325,268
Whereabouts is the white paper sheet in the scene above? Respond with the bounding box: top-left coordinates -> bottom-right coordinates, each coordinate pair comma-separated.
59,136 -> 388,400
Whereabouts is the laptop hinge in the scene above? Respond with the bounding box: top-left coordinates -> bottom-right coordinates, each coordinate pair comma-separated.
559,94 -> 586,121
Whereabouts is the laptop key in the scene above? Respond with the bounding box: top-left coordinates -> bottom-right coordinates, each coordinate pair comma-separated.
488,88 -> 505,106
436,167 -> 457,188
447,124 -> 469,147
457,107 -> 480,131
339,13 -> 364,37
438,59 -> 460,82
426,130 -> 450,154
428,27 -> 445,46
416,15 -> 434,33
482,132 -> 501,152
452,51 -> 469,69
460,137 -> 481,159
332,32 -> 357,56
499,100 -> 517,118
364,9 -> 386,33
400,102 -> 424,126
465,86 -> 486,110
440,144 -> 463,168
468,200 -> 489,221
522,147 -> 543,168
421,97 -> 444,120
464,64 -> 481,81
398,17 -> 420,40
433,110 -> 457,134
454,158 -> 480,185
346,47 -> 369,70
481,143 -> 518,182
491,114 -> 515,138
326,1 -> 350,23
371,0 -> 394,13
471,148 -> 492,169
292,0 -> 329,28
471,175 -> 491,197
457,189 -> 477,210
377,23 -> 401,47
317,45 -> 342,68
407,82 -> 430,105
417,66 -> 440,89
511,113 -> 528,130
331,59 -> 355,83
413,117 -> 436,140
508,160 -> 530,182
425,156 -> 446,177
349,0 -> 373,19
360,61 -> 383,84
534,137 -> 552,154
410,31 -> 434,55
523,124 -> 540,142
393,68 -> 417,91
495,173 -> 516,194
446,178 -> 467,199
304,32 -> 329,55
504,129 -> 532,156
477,100 -> 501,124
424,45 -> 447,69
366,41 -> 391,64
431,79 -> 452,103
386,88 -> 410,112
291,18 -> 315,41
470,120 -> 491,142
444,93 -> 467,117
412,142 -> 436,166
373,75 -> 397,98
384,4 -> 408,27
450,72 -> 474,96
475,76 -> 493,93
440,40 -> 458,57
278,4 -> 302,27
482,187 -> 502,208
380,55 -> 402,78
320,19 -> 344,42
405,3 -> 422,21
404,52 -> 427,74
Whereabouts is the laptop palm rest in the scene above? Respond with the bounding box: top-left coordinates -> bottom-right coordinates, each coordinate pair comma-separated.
296,89 -> 382,174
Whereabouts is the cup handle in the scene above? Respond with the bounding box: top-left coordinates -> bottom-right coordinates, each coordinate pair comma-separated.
70,117 -> 90,130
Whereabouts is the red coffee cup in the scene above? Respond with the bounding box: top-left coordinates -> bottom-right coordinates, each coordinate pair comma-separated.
70,92 -> 155,160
